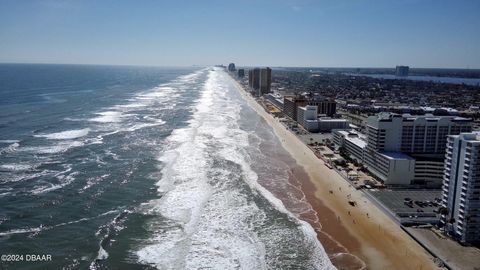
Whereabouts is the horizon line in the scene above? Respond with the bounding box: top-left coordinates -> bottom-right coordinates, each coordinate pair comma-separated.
1,62 -> 479,71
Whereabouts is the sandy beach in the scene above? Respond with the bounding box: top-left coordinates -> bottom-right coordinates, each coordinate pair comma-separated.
229,75 -> 440,270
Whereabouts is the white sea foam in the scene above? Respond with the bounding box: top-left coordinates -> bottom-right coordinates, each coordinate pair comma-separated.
89,111 -> 124,123
137,70 -> 263,269
136,69 -> 334,269
0,169 -> 52,185
0,187 -> 13,197
31,169 -> 77,195
0,227 -> 43,236
176,71 -> 202,83
137,87 -> 176,99
0,163 -> 35,172
34,128 -> 90,140
80,174 -> 110,192
121,120 -> 166,132
0,142 -> 19,155
114,103 -> 147,109
22,141 -> 84,154
96,245 -> 109,260
0,210 -> 119,236
64,117 -> 84,122
0,140 -> 20,144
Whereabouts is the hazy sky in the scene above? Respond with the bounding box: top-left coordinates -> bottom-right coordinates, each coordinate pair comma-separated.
1,0 -> 479,68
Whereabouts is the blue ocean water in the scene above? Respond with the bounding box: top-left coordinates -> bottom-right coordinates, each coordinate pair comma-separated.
0,64 -> 334,269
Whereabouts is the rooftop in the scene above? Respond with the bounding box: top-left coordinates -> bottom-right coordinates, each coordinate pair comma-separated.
453,132 -> 480,142
346,136 -> 367,149
318,118 -> 348,122
335,129 -> 368,148
372,112 -> 472,122
380,151 -> 415,160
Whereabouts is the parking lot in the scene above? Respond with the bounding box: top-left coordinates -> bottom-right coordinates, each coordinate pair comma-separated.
368,189 -> 442,224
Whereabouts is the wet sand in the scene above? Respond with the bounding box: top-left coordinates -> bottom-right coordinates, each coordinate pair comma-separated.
284,161 -> 366,269
230,75 -> 440,270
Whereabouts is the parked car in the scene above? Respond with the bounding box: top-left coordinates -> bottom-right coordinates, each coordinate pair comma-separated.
404,201 -> 414,208
414,201 -> 424,207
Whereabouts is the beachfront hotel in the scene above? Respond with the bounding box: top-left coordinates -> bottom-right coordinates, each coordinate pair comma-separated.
297,105 -> 348,132
248,67 -> 271,96
365,113 -> 472,157
365,113 -> 472,185
259,67 -> 272,95
248,68 -> 260,92
283,95 -> 337,121
334,113 -> 473,186
440,133 -> 480,244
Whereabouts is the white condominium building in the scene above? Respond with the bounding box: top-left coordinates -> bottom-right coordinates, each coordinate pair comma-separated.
441,133 -> 480,244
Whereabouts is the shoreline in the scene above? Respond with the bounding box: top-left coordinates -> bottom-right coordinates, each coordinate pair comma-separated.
228,73 -> 440,270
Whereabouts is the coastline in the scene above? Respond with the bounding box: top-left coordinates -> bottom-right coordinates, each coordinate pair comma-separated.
228,73 -> 440,270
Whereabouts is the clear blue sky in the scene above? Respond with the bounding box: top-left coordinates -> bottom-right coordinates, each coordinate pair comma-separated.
0,0 -> 479,68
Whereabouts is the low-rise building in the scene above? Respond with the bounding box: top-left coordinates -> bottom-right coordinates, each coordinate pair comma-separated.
318,118 -> 349,132
297,106 -> 318,132
413,158 -> 445,187
265,93 -> 284,110
333,130 -> 366,163
297,106 -> 348,132
365,151 -> 416,185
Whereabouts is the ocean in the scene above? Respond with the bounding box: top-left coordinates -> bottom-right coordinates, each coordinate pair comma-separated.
0,64 -> 334,269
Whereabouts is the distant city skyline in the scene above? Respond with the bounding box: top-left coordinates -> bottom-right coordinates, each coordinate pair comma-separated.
1,0 -> 479,68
